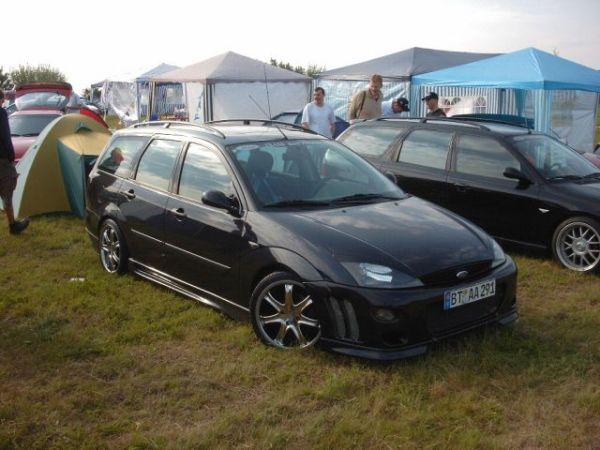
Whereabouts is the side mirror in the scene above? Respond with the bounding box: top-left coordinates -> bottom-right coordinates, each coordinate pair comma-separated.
384,171 -> 398,184
503,167 -> 532,186
202,190 -> 240,216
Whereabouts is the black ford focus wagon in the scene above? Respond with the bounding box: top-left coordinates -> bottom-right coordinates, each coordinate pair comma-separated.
86,120 -> 518,360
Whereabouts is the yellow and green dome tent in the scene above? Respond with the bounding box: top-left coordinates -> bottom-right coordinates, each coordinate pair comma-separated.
13,114 -> 111,218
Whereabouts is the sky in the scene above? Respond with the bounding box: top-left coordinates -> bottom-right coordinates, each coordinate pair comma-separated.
4,0 -> 600,92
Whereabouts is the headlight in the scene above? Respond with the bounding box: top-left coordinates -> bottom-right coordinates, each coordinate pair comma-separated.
341,262 -> 423,288
491,239 -> 506,268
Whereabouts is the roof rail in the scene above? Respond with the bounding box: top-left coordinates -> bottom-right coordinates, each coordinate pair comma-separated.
130,120 -> 226,138
208,119 -> 319,135
418,117 -> 490,131
449,116 -> 532,129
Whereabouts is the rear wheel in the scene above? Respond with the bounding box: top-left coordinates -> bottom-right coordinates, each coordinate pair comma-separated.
552,216 -> 600,273
250,272 -> 321,349
99,219 -> 129,274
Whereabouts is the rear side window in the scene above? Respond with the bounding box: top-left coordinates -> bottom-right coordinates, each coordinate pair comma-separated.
178,143 -> 234,201
97,136 -> 148,177
455,135 -> 521,179
135,139 -> 181,191
398,130 -> 453,169
341,126 -> 403,157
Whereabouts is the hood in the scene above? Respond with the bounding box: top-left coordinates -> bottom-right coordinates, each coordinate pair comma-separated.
552,179 -> 600,203
12,136 -> 36,161
281,197 -> 493,278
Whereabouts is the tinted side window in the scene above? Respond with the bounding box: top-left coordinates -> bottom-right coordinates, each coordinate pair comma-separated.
341,126 -> 403,157
135,140 -> 181,191
97,136 -> 148,177
455,135 -> 521,179
398,130 -> 453,169
178,143 -> 234,202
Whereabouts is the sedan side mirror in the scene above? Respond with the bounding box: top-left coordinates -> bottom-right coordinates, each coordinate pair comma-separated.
384,171 -> 398,184
503,167 -> 532,186
202,190 -> 241,216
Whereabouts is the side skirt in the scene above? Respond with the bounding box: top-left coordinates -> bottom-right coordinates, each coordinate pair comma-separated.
128,258 -> 250,322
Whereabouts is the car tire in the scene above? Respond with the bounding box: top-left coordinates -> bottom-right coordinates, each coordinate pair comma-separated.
552,216 -> 600,273
250,271 -> 321,349
98,218 -> 129,274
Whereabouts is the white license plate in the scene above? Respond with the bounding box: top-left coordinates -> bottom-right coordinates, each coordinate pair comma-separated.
443,279 -> 496,310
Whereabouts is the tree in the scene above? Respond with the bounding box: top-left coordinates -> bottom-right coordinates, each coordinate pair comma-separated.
0,67 -> 12,90
269,58 -> 325,78
10,64 -> 66,86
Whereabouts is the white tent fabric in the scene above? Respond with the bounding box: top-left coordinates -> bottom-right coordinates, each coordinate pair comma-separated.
150,51 -> 311,122
314,47 -> 498,120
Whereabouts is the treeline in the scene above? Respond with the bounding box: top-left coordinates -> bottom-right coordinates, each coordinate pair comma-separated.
0,64 -> 66,90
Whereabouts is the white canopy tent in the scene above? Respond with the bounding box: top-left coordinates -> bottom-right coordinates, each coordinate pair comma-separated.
149,51 -> 312,123
90,68 -> 141,124
314,47 -> 498,120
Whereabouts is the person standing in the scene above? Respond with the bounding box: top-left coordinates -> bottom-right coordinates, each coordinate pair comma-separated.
422,92 -> 446,117
301,87 -> 335,138
381,97 -> 410,117
0,90 -> 29,234
348,74 -> 383,122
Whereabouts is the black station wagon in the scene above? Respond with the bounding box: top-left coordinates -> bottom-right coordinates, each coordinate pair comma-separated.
339,118 -> 600,273
86,120 -> 518,360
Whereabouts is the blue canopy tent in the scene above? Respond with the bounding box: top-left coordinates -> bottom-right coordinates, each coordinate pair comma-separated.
135,63 -> 180,119
412,48 -> 600,150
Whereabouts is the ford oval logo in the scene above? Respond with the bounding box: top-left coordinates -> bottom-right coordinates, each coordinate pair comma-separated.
456,270 -> 469,279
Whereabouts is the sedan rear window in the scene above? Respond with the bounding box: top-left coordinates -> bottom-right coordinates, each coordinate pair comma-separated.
340,126 -> 403,157
9,114 -> 60,137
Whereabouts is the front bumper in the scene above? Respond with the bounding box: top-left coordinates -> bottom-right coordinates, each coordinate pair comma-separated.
306,257 -> 518,361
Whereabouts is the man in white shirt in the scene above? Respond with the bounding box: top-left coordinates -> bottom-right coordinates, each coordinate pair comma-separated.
301,87 -> 335,138
381,97 -> 410,117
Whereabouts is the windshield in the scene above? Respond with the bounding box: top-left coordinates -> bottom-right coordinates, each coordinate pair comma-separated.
512,135 -> 598,180
229,139 -> 405,208
9,114 -> 60,137
15,92 -> 69,110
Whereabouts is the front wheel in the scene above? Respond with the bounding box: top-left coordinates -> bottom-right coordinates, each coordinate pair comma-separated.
98,219 -> 129,274
552,216 -> 600,273
250,272 -> 321,349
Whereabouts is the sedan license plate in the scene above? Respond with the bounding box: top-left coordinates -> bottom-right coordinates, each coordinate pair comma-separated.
443,279 -> 496,310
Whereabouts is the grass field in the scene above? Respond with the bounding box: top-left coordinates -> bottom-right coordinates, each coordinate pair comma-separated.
0,216 -> 598,449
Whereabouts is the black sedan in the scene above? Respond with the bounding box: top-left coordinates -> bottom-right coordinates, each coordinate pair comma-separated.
86,120 -> 517,360
339,118 -> 600,273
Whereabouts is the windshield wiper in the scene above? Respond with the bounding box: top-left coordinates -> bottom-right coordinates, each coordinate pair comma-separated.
330,193 -> 400,204
583,172 -> 600,179
546,175 -> 583,181
19,133 -> 39,137
10,133 -> 22,137
264,199 -> 331,208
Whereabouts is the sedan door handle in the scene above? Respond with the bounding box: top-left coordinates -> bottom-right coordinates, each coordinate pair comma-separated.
124,189 -> 136,199
171,207 -> 187,219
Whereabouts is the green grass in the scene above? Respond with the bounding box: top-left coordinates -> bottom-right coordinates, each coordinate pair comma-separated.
0,216 -> 598,449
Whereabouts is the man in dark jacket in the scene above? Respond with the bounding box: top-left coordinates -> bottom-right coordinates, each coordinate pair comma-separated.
0,90 -> 29,234
422,92 -> 446,117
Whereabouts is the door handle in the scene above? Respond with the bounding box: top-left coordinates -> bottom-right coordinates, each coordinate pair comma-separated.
124,189 -> 136,199
454,184 -> 469,193
171,207 -> 187,219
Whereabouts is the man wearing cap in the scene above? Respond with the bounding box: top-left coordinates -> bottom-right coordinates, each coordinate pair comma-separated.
348,74 -> 383,122
422,92 -> 446,117
381,97 -> 410,117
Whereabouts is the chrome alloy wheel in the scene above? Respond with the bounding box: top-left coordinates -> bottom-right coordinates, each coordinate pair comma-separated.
254,280 -> 321,348
100,225 -> 121,273
556,221 -> 600,272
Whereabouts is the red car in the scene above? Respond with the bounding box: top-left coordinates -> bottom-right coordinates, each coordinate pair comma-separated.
9,82 -> 72,162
